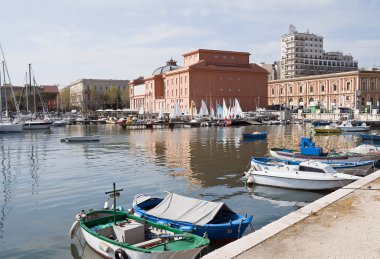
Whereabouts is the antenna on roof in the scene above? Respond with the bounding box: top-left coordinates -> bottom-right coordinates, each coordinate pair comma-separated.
289,24 -> 297,34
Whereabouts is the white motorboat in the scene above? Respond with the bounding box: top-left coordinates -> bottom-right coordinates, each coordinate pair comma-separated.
338,120 -> 370,132
61,135 -> 100,142
244,160 -> 361,190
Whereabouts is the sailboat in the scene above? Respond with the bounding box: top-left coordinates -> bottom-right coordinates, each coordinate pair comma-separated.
22,64 -> 52,130
0,60 -> 23,133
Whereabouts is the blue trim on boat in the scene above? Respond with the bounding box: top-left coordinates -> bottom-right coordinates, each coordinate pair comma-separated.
133,198 -> 253,240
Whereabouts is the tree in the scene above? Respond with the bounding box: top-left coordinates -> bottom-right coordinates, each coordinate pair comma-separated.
59,87 -> 70,112
105,86 -> 120,109
120,87 -> 130,108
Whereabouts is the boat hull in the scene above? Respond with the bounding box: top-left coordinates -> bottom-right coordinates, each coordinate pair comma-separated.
133,197 -> 253,240
61,135 -> 100,142
251,157 -> 374,175
81,227 -> 205,259
242,132 -> 267,139
359,134 -> 380,141
23,121 -> 52,130
0,123 -> 23,133
245,171 -> 359,190
269,149 -> 366,163
246,173 -> 356,190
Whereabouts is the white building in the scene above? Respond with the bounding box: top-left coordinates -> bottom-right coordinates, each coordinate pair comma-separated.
280,25 -> 358,79
67,79 -> 129,111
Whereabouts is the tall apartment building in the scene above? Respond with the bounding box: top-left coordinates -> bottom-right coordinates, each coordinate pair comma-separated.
280,25 -> 358,79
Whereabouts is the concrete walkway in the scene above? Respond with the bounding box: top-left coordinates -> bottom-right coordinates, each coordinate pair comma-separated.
203,170 -> 380,259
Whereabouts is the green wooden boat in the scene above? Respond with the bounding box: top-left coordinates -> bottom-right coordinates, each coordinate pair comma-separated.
70,184 -> 209,259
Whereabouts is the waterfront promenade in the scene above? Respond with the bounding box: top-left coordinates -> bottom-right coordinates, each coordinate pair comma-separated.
203,169 -> 380,259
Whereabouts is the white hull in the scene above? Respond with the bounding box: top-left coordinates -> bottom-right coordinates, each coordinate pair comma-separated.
246,170 -> 360,190
338,126 -> 370,132
81,227 -> 204,259
0,123 -> 23,133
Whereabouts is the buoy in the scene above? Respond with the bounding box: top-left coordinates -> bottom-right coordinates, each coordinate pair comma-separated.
69,220 -> 80,239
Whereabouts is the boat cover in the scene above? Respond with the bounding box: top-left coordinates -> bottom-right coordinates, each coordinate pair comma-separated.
140,193 -> 235,226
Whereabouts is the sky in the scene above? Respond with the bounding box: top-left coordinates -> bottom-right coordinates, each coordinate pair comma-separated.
0,0 -> 379,87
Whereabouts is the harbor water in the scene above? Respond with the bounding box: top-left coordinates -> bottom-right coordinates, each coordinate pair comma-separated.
0,123 -> 377,258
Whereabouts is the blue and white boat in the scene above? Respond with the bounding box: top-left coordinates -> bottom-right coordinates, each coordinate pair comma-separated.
242,131 -> 267,139
132,192 -> 253,240
270,137 -> 377,163
250,157 -> 374,175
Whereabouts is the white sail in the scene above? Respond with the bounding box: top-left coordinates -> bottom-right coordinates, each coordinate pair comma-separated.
234,98 -> 243,118
157,106 -> 164,119
222,99 -> 229,119
199,100 -> 209,117
210,107 -> 215,118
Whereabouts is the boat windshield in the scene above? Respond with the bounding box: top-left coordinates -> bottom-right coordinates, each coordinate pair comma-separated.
299,165 -> 326,173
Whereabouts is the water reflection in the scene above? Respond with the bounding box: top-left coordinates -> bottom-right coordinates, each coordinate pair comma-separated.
246,184 -> 328,208
0,146 -> 14,239
29,146 -> 40,195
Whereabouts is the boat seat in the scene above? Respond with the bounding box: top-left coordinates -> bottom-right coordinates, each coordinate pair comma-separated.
133,238 -> 162,248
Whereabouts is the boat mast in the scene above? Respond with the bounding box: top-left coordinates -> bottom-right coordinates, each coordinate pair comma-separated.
25,71 -> 29,113
105,183 -> 123,225
2,61 -> 8,118
0,63 -> 2,122
29,64 -> 37,115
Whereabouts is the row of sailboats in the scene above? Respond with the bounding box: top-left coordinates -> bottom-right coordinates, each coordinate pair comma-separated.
0,45 -> 52,132
163,98 -> 244,121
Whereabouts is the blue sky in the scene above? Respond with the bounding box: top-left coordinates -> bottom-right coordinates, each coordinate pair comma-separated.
0,0 -> 379,87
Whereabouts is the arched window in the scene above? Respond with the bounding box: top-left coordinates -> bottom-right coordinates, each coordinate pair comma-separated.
299,86 -> 303,93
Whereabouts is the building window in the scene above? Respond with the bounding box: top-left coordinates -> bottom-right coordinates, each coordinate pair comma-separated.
185,76 -> 187,83
371,82 -> 375,90
185,88 -> 187,95
321,85 -> 325,92
289,86 -> 292,94
362,81 -> 366,90
171,90 -> 173,96
346,96 -> 350,101
346,82 -> 350,91
362,98 -> 365,105
280,88 -> 283,95
310,86 -> 313,93
176,89 -> 178,96
272,88 -> 275,95
333,84 -> 337,91
299,86 -> 302,93
176,78 -> 178,85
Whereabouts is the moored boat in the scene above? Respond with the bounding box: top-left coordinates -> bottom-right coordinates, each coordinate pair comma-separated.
250,157 -> 374,175
313,126 -> 341,134
244,160 -> 361,190
70,184 -> 209,259
61,135 -> 100,142
133,192 -> 253,240
269,137 -> 369,163
337,120 -> 370,132
242,131 -> 267,139
360,133 -> 380,141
